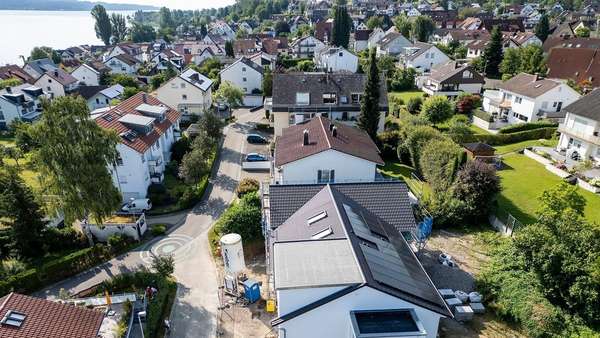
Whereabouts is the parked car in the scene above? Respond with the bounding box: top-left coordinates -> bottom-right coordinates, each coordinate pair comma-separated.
245,153 -> 268,162
246,133 -> 268,144
121,198 -> 152,213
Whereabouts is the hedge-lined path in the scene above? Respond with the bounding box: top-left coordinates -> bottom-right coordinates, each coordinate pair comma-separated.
35,109 -> 264,338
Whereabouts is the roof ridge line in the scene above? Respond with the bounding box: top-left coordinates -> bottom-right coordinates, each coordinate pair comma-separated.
320,117 -> 332,150
0,292 -> 14,315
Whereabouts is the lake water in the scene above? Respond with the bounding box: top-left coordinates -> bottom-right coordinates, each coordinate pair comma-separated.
0,10 -> 136,65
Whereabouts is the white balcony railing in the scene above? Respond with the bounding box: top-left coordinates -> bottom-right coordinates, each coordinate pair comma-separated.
558,126 -> 600,146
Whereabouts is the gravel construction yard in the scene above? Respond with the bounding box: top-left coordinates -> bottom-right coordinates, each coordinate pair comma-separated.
216,244 -> 275,338
420,229 -> 525,338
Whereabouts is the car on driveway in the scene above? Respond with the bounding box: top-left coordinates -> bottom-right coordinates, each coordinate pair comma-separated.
246,133 -> 268,144
245,153 -> 268,162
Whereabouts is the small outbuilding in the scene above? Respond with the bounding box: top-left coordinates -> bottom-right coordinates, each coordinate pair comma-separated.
462,142 -> 496,158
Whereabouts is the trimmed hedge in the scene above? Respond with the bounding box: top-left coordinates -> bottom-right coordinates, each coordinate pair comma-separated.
0,244 -> 112,296
462,127 -> 557,146
473,109 -> 493,123
498,121 -> 558,134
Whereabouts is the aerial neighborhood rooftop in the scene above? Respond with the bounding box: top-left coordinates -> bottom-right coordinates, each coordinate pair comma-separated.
0,0 -> 600,337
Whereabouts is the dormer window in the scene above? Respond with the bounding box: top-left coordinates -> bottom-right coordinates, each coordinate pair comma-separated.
323,93 -> 337,104
296,92 -> 310,105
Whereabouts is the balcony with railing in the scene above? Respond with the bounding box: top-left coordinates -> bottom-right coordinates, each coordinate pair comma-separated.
557,126 -> 600,146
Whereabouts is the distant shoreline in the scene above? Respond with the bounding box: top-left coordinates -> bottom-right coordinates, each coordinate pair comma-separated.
0,8 -> 157,12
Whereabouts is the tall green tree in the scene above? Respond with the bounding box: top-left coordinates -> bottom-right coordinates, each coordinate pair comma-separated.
130,22 -> 156,43
262,69 -> 273,96
29,46 -> 62,64
419,96 -> 454,123
225,40 -> 234,57
91,4 -> 112,46
110,13 -> 128,44
411,16 -> 435,42
482,26 -> 503,78
419,138 -> 464,192
0,168 -> 47,258
499,47 -> 521,77
534,13 -> 550,42
159,7 -> 175,30
394,14 -> 412,38
213,81 -> 244,108
358,49 -> 381,141
332,0 -> 351,47
33,96 -> 122,224
519,45 -> 546,75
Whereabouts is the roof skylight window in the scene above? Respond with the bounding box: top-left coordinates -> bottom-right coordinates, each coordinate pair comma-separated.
307,211 -> 327,225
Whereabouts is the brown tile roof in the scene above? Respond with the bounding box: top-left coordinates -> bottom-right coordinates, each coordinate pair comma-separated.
547,48 -> 600,88
498,73 -> 560,98
234,39 -> 259,56
114,53 -> 140,66
0,65 -> 35,84
95,92 -> 181,154
542,37 -> 600,53
0,293 -> 104,338
44,68 -> 78,86
354,29 -> 372,41
261,39 -> 280,55
315,20 -> 333,42
274,116 -> 384,167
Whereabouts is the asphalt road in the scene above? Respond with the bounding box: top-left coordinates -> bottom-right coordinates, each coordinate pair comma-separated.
36,109 -> 265,338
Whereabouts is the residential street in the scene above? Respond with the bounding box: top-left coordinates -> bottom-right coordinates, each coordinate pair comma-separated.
35,109 -> 265,338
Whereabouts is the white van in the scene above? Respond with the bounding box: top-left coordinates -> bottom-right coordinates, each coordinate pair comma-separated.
121,198 -> 152,213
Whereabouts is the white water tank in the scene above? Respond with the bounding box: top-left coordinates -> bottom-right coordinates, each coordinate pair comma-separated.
220,233 -> 246,275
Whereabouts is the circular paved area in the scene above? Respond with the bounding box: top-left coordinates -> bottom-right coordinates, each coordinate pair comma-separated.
140,234 -> 196,264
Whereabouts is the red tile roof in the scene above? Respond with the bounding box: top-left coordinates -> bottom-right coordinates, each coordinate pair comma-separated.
274,116 -> 384,167
547,48 -> 600,88
0,293 -> 104,338
95,92 -> 181,154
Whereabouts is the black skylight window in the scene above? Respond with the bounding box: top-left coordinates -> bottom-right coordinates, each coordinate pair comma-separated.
351,310 -> 423,335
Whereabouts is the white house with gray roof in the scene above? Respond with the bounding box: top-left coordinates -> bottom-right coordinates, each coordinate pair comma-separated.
482,73 -> 580,124
0,84 -> 47,129
219,57 -> 264,107
419,61 -> 485,98
34,68 -> 79,98
556,89 -> 600,165
266,182 -> 452,338
400,42 -> 450,73
375,31 -> 413,57
314,46 -> 359,73
156,68 -> 213,118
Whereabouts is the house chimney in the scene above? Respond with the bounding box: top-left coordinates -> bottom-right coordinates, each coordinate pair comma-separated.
329,123 -> 334,131
303,129 -> 309,146
142,93 -> 147,103
5,87 -> 11,94
54,70 -> 59,77
332,126 -> 338,137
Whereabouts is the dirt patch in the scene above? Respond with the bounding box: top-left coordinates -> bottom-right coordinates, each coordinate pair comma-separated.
215,242 -> 276,338
420,229 -> 525,338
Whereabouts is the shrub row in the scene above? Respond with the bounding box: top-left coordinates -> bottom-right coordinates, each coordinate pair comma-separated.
462,127 -> 557,146
473,109 -> 493,122
0,244 -> 113,296
279,57 -> 312,69
498,121 -> 558,134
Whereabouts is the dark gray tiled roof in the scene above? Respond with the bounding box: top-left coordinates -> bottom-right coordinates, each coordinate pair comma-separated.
563,88 -> 600,121
269,181 -> 416,232
272,72 -> 388,108
270,183 -> 451,326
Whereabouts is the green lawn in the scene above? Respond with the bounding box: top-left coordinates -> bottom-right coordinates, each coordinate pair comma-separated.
388,90 -> 425,103
469,124 -> 490,135
494,138 -> 558,155
498,154 -> 600,225
379,162 -> 431,198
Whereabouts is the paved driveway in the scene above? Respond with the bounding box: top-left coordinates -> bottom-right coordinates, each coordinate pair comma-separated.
36,109 -> 265,338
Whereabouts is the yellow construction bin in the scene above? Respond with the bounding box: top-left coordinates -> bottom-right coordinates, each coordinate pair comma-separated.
266,299 -> 276,312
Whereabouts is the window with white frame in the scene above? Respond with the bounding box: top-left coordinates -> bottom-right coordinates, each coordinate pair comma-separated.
515,97 -> 522,104
351,93 -> 362,104
317,169 -> 335,183
296,92 -> 310,105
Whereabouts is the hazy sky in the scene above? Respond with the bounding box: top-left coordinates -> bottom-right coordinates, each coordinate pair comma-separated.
106,0 -> 236,10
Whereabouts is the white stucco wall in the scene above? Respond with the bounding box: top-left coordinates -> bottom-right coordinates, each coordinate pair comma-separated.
156,77 -> 212,116
406,47 -> 450,73
277,149 -> 378,184
277,286 -> 443,338
277,286 -> 346,315
71,65 -> 100,86
220,61 -> 263,95
35,74 -> 66,98
504,84 -> 580,123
